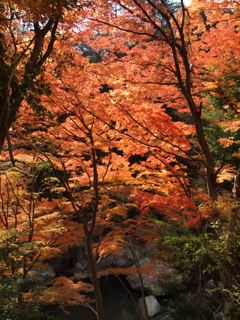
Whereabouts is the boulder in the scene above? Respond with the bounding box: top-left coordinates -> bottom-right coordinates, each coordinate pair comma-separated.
30,268 -> 56,282
74,245 -> 145,278
127,257 -> 167,295
74,246 -> 92,277
139,295 -> 161,318
106,246 -> 144,268
213,312 -> 223,320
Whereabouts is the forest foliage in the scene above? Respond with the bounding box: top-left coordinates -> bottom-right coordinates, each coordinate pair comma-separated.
0,0 -> 240,319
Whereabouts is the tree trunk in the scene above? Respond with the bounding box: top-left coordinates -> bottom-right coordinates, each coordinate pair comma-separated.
86,234 -> 105,320
0,19 -> 58,151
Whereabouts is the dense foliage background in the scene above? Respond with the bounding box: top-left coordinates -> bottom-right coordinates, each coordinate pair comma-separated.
0,1 -> 240,319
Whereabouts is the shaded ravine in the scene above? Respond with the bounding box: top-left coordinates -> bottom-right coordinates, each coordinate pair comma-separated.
45,276 -> 142,320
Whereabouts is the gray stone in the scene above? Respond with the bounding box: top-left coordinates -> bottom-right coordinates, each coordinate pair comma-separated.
127,257 -> 167,295
74,245 -> 145,278
106,246 -> 144,268
213,312 -> 223,320
139,295 -> 161,318
31,268 -> 56,282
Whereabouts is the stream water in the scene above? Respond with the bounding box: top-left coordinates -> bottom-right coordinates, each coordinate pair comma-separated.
46,276 -> 142,320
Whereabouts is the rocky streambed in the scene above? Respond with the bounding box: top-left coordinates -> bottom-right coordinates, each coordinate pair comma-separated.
44,275 -> 169,320
43,245 -> 168,319
42,245 -> 220,320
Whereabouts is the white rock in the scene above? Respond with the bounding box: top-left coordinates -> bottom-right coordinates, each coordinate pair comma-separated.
139,295 -> 161,318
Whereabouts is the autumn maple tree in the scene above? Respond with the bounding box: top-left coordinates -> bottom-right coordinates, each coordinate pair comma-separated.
77,0 -> 240,318
1,0 -> 240,320
0,157 -> 97,319
0,0 -> 85,150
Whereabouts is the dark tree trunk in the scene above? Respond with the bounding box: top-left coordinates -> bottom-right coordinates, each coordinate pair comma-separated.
86,235 -> 105,320
0,19 -> 59,150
